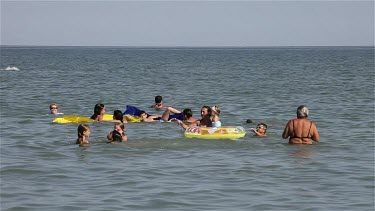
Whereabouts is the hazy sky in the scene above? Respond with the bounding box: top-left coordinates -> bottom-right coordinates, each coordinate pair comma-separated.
1,0 -> 374,46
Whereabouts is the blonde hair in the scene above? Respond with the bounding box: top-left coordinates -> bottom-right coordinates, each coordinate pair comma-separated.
212,106 -> 221,115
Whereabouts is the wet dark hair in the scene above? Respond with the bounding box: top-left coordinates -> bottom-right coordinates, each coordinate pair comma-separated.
113,110 -> 123,123
183,108 -> 193,118
112,131 -> 122,142
201,105 -> 212,117
257,123 -> 268,132
76,124 -> 90,144
155,95 -> 162,104
112,123 -> 125,142
77,124 -> 90,138
139,110 -> 146,117
246,119 -> 253,123
90,103 -> 104,120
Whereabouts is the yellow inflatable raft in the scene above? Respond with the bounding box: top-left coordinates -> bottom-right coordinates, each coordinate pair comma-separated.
124,115 -> 142,122
53,114 -> 114,123
184,126 -> 246,139
53,114 -> 142,123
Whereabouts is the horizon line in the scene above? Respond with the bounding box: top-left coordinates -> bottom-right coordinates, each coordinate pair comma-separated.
1,44 -> 374,48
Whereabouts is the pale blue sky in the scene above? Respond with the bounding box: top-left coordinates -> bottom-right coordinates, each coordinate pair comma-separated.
1,0 -> 374,46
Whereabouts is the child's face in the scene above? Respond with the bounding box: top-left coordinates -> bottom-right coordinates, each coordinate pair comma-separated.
256,125 -> 266,133
115,125 -> 123,133
84,129 -> 91,137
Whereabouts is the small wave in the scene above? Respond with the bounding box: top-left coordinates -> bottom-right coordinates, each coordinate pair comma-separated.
1,66 -> 20,71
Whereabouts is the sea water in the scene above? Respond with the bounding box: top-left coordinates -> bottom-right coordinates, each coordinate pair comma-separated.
0,46 -> 374,210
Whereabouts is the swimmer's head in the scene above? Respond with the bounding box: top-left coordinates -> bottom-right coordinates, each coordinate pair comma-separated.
201,106 -> 212,117
112,123 -> 125,142
77,124 -> 90,138
114,122 -> 125,131
94,103 -> 105,115
183,108 -> 193,118
257,123 -> 268,132
113,110 -> 124,122
297,105 -> 309,118
211,106 -> 221,115
50,103 -> 59,114
139,110 -> 147,118
155,95 -> 163,104
112,130 -> 123,142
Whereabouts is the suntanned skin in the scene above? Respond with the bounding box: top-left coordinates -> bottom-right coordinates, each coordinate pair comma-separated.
211,106 -> 220,123
250,127 -> 267,137
50,103 -> 63,115
107,125 -> 128,142
177,107 -> 212,129
282,117 -> 320,144
150,97 -> 168,109
140,113 -> 163,122
150,100 -> 168,109
76,129 -> 90,145
161,107 -> 198,123
151,104 -> 168,109
50,106 -> 58,114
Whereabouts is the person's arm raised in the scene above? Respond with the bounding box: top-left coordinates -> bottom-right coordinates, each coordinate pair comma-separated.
177,119 -> 199,129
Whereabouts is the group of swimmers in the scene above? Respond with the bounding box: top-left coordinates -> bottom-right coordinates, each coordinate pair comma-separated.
50,95 -> 320,146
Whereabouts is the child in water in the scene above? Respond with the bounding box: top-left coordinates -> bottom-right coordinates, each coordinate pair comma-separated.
107,122 -> 128,142
76,124 -> 91,145
250,123 -> 268,137
211,106 -> 222,127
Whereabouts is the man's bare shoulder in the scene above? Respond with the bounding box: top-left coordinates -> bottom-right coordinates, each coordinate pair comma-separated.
151,105 -> 168,109
186,117 -> 198,123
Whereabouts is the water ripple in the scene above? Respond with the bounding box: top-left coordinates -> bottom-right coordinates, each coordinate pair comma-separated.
1,47 -> 374,211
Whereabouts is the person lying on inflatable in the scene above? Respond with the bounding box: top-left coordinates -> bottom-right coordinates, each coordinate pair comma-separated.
139,110 -> 163,122
123,105 -> 197,123
160,107 -> 198,123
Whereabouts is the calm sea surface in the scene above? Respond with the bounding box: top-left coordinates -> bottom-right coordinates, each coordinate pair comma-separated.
1,46 -> 374,210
